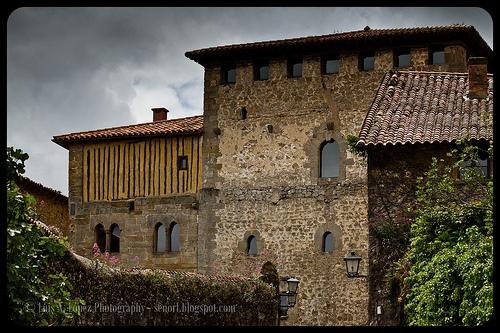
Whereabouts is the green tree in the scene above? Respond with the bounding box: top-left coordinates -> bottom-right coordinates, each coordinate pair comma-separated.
404,143 -> 493,325
7,147 -> 82,325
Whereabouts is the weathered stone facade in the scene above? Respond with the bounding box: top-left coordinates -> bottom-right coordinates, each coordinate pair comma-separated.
196,45 -> 470,325
57,25 -> 493,326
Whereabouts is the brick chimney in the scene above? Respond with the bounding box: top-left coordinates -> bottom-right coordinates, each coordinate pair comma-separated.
468,57 -> 488,99
152,107 -> 169,122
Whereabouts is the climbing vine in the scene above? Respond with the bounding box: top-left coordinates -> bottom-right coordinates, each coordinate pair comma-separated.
403,143 -> 493,325
345,134 -> 367,158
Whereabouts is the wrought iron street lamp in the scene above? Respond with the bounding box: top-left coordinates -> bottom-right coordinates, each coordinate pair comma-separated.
287,277 -> 299,294
278,276 -> 300,320
343,251 -> 363,277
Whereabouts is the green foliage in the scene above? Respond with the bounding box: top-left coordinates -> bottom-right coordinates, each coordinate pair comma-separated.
7,147 -> 82,325
7,147 -> 29,185
404,143 -> 493,326
346,134 -> 367,158
55,253 -> 278,326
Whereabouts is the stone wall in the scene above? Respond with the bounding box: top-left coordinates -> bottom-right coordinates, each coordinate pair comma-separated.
68,143 -> 199,271
16,177 -> 70,235
198,44 -> 468,326
63,41 -> 471,325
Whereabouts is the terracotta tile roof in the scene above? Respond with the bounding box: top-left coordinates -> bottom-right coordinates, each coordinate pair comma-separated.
358,71 -> 493,147
53,115 -> 203,149
16,176 -> 68,202
186,25 -> 492,65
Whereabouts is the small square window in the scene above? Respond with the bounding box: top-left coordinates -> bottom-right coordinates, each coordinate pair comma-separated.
254,61 -> 269,80
288,58 -> 302,78
323,57 -> 340,74
222,64 -> 236,84
178,156 -> 188,170
394,49 -> 411,68
430,47 -> 445,65
360,53 -> 375,71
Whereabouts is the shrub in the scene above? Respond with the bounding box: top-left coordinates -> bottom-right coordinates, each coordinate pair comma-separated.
52,252 -> 278,326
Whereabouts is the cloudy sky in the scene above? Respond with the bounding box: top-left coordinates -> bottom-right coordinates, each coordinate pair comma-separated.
7,7 -> 493,195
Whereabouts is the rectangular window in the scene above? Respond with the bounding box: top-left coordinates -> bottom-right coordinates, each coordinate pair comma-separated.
254,61 -> 269,80
459,157 -> 489,179
430,47 -> 445,65
360,53 -> 375,71
222,64 -> 236,84
178,156 -> 188,170
322,56 -> 340,74
394,49 -> 411,68
288,58 -> 302,78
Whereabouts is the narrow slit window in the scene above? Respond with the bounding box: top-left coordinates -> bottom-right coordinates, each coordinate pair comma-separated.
322,232 -> 333,253
178,156 -> 188,170
168,222 -> 180,252
320,140 -> 340,178
155,223 -> 166,253
110,223 -> 120,253
248,235 -> 257,256
94,224 -> 106,253
241,107 -> 248,120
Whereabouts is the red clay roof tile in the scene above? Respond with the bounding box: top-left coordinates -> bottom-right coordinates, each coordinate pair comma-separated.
358,71 -> 493,147
53,115 -> 203,149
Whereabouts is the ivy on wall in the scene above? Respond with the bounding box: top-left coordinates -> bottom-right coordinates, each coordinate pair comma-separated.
404,144 -> 493,325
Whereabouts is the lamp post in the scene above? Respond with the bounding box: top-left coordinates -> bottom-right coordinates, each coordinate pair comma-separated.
343,251 -> 367,278
278,276 -> 300,324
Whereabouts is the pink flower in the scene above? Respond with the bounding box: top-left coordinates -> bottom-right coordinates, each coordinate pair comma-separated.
110,256 -> 119,265
92,243 -> 101,257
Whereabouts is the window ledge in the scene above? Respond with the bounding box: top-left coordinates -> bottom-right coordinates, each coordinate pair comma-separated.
153,251 -> 181,257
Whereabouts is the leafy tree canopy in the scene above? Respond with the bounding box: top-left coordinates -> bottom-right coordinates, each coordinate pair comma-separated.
7,147 -> 83,325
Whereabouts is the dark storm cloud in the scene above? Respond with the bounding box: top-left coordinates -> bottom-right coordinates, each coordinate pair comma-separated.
7,7 -> 492,194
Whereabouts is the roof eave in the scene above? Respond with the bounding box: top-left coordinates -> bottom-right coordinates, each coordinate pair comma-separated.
185,26 -> 492,66
52,130 -> 204,150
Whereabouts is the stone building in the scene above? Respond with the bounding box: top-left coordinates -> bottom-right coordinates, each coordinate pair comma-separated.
53,111 -> 203,270
53,25 -> 493,325
16,176 -> 71,236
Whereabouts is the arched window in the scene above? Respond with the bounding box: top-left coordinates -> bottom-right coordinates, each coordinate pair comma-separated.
322,232 -> 334,253
155,223 -> 166,253
110,223 -> 120,253
320,140 -> 340,178
94,224 -> 106,253
168,222 -> 180,252
247,235 -> 257,256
